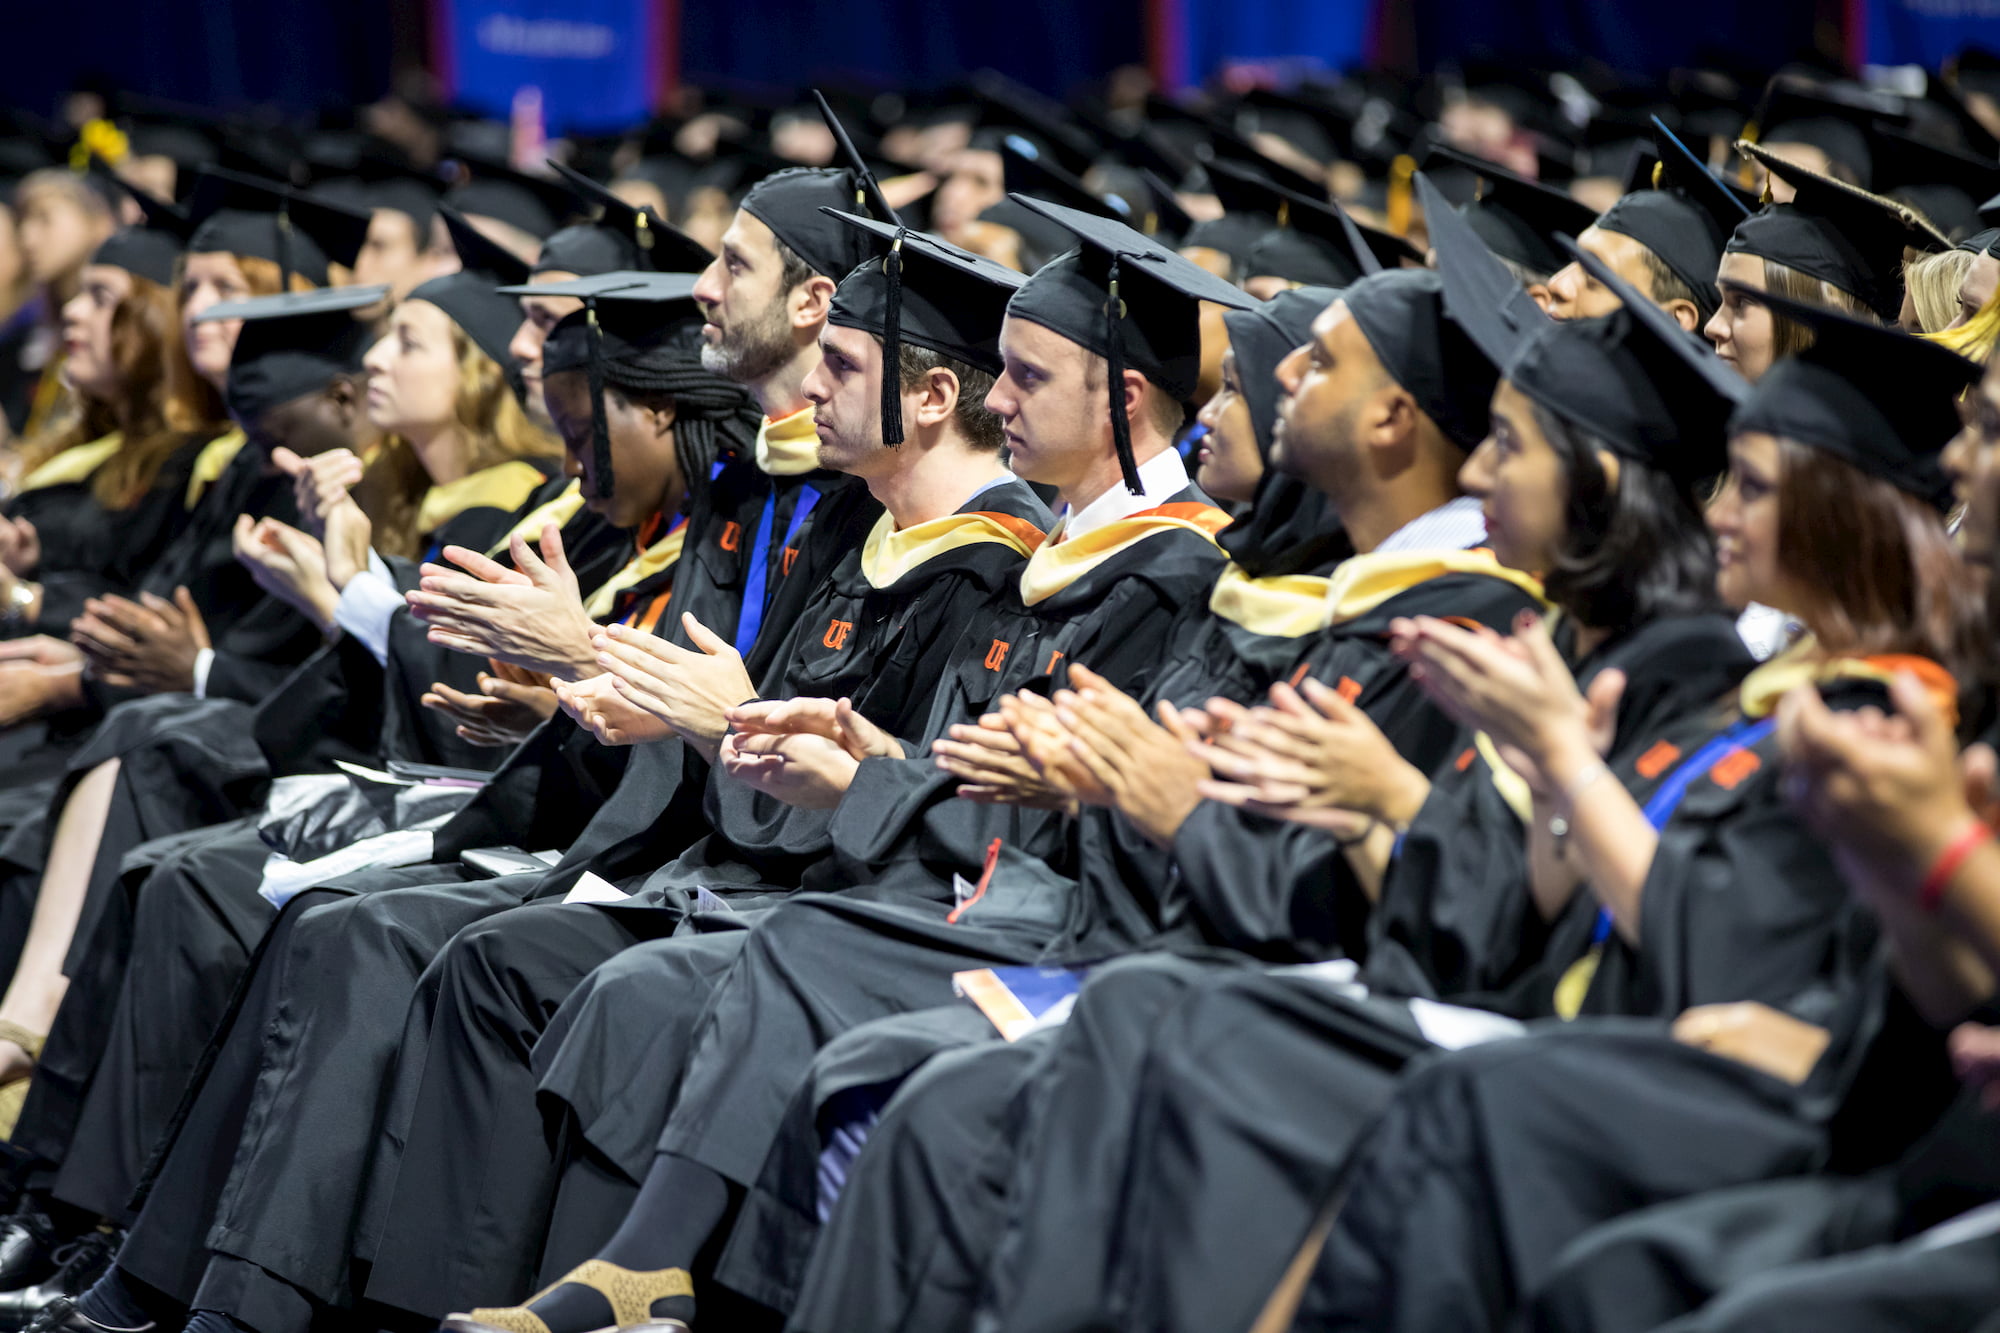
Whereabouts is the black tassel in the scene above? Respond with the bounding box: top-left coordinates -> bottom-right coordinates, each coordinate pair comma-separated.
881,230 -> 906,446
276,205 -> 295,292
1105,256 -> 1141,495
586,301 -> 615,501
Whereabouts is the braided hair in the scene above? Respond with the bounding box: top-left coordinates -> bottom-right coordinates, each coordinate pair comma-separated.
597,319 -> 765,513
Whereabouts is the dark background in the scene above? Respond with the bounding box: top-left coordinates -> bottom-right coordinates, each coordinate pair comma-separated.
11,0 -> 1837,120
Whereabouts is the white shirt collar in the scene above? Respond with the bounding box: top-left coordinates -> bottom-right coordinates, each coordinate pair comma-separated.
1051,449 -> 1190,544
1374,494 -> 1487,555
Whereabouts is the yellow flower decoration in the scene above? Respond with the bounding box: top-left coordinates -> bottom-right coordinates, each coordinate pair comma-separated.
70,119 -> 130,172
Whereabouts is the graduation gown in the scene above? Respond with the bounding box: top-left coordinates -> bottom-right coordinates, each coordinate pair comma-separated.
1285,663 -> 1968,1333
106,458 -> 883,1333
777,560 -> 1593,1331
355,481 -> 1055,1320
2,473 -> 614,1212
519,501 -> 1232,1292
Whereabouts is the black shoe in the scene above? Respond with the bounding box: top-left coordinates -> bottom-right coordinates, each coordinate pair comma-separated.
0,1232 -> 120,1332
22,1296 -> 150,1333
0,1215 -> 55,1294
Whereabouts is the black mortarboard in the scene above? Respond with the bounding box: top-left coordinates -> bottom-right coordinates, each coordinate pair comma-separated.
739,166 -> 879,281
443,158 -> 575,241
502,272 -> 703,500
196,284 -> 385,425
1343,268 -> 1500,451
543,158 -> 712,275
1865,124 -> 2000,242
1517,232 -> 1747,489
973,198 -> 1074,273
1961,224 -> 2000,254
1001,138 -> 1131,223
1208,161 -> 1404,288
1136,169 -> 1194,245
412,206 -> 534,401
1729,285 -> 1978,508
185,166 -> 372,288
1951,46 -> 2000,100
1752,78 -> 1910,189
1221,285 -> 1339,462
1592,117 -> 1752,323
91,177 -> 192,287
1421,144 -> 1598,276
1417,170 -> 1553,373
967,70 -> 1098,176
1003,194 -> 1256,493
1728,141 -> 1951,321
822,208 -> 1026,444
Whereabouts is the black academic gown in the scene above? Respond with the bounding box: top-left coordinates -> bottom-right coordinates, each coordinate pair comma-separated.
488,501 -> 1231,1316
778,563 -> 1590,1332
1284,674 -> 1964,1333
1529,1072 -> 2000,1333
354,481 -> 1056,1320
107,465 -> 881,1333
37,474 -> 746,1239
4,478 -> 615,1217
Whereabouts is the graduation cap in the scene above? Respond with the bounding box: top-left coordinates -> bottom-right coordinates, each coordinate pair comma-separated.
966,70 -> 1099,176
1592,117 -> 1755,324
1514,232 -> 1748,489
812,89 -> 899,225
185,166 -> 372,288
499,271 -> 704,500
1750,77 -> 1912,189
90,176 -> 193,287
1961,224 -> 2000,254
1417,169 -> 1553,373
1001,137 -> 1130,222
1343,267 -> 1501,451
1218,161 -> 1418,287
1728,284 -> 1979,508
1136,169 -> 1194,244
1865,124 -> 2000,242
1950,46 -> 2000,101
739,166 -> 881,282
821,208 -> 1026,444
1729,141 -> 1951,321
972,197 -> 1075,274
443,157 -> 576,241
1002,194 -> 1257,493
542,158 -> 713,276
1222,284 -> 1341,462
195,284 -> 386,426
409,206 -> 535,401
1421,144 -> 1598,277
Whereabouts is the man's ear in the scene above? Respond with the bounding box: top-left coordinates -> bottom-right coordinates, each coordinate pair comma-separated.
1667,299 -> 1701,333
793,274 -> 837,329
911,367 -> 959,431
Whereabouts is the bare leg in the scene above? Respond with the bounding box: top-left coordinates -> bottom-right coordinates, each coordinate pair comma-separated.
0,758 -> 122,1082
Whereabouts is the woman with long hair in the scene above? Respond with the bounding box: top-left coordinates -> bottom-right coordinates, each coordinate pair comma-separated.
1706,144 -> 1950,381
0,203 -> 229,652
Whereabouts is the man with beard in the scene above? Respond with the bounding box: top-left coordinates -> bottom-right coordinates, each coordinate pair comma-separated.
36,169 -> 885,1333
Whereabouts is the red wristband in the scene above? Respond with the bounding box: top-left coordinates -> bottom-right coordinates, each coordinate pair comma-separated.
1918,821 -> 1992,913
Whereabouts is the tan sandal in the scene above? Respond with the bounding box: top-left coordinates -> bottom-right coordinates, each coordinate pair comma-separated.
442,1260 -> 694,1333
0,1019 -> 46,1140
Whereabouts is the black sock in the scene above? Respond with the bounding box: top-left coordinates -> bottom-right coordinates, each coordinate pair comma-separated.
514,1157 -> 731,1333
180,1310 -> 253,1333
73,1269 -> 152,1332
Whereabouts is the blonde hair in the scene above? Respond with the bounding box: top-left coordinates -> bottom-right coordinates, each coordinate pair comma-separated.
358,322 -> 559,558
1904,249 -> 1978,335
1928,279 -> 2000,363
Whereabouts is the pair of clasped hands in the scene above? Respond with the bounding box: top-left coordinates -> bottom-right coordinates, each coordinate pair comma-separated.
0,523 -> 210,723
